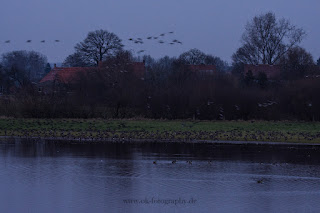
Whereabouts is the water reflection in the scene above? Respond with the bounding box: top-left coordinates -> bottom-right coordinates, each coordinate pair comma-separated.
0,141 -> 320,213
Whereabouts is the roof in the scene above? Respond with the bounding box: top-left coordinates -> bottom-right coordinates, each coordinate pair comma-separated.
244,64 -> 281,79
188,65 -> 216,72
40,62 -> 146,84
39,67 -> 96,84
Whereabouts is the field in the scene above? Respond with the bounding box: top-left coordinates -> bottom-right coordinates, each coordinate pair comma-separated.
0,118 -> 320,143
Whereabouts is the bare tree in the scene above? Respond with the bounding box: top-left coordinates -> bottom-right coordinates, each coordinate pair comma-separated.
179,48 -> 207,65
75,29 -> 123,66
179,48 -> 228,71
1,50 -> 48,82
281,46 -> 314,79
62,52 -> 92,67
232,12 -> 306,65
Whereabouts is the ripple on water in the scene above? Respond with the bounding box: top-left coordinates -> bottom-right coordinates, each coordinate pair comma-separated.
1,143 -> 320,213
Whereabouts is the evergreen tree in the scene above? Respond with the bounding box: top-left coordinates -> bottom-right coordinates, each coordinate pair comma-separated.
257,72 -> 268,89
244,70 -> 254,86
44,63 -> 51,74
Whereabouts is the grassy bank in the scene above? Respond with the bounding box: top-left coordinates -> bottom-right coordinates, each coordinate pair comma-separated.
0,118 -> 320,143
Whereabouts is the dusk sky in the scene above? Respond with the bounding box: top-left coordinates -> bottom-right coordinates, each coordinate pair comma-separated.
1,0 -> 319,63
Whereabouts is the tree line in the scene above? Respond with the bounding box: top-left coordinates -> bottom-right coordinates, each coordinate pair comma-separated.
0,12 -> 320,120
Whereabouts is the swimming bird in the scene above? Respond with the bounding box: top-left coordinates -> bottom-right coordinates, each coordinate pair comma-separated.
55,40 -> 60,42
147,37 -> 152,39
153,160 -> 157,165
5,40 -> 10,43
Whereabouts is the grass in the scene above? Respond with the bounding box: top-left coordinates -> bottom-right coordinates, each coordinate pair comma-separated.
0,118 -> 320,143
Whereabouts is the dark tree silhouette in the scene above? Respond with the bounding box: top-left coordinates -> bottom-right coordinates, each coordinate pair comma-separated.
44,63 -> 52,74
281,46 -> 314,79
179,48 -> 228,71
257,72 -> 268,89
62,52 -> 92,67
232,12 -> 306,65
1,50 -> 47,82
179,48 -> 207,65
244,70 -> 254,86
75,29 -> 123,66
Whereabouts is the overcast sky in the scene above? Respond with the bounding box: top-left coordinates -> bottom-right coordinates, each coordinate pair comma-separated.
0,0 -> 319,63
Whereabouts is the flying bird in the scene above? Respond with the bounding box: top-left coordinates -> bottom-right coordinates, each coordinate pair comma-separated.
153,37 -> 158,39
26,40 -> 32,43
128,38 -> 133,41
137,50 -> 145,54
147,37 -> 152,39
55,40 -> 60,42
158,40 -> 165,44
169,31 -> 174,34
41,40 -> 45,43
160,33 -> 165,36
5,40 -> 10,43
173,39 -> 182,44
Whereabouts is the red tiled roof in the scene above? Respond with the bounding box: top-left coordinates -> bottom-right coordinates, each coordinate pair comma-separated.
40,62 -> 146,84
244,64 -> 281,79
39,67 -> 96,84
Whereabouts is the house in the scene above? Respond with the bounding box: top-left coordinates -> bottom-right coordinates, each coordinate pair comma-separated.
38,64 -> 98,93
98,61 -> 146,79
244,64 -> 281,79
38,61 -> 146,93
39,65 -> 97,85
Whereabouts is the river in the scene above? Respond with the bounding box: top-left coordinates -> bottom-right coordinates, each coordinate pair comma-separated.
0,140 -> 320,213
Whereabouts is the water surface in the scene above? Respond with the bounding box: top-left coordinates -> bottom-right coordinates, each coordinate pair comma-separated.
0,141 -> 320,213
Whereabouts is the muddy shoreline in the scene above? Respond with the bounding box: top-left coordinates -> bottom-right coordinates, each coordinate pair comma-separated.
1,136 -> 320,147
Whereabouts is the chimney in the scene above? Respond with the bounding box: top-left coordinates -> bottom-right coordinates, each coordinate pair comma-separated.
54,64 -> 57,68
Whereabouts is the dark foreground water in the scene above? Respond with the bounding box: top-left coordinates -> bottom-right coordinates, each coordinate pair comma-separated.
1,140 -> 320,213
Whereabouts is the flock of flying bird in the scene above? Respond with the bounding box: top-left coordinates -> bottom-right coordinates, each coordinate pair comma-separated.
4,40 -> 60,43
2,31 -> 182,54
128,31 -> 183,54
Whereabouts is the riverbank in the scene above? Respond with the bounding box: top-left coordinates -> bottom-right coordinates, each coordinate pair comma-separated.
0,118 -> 320,144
